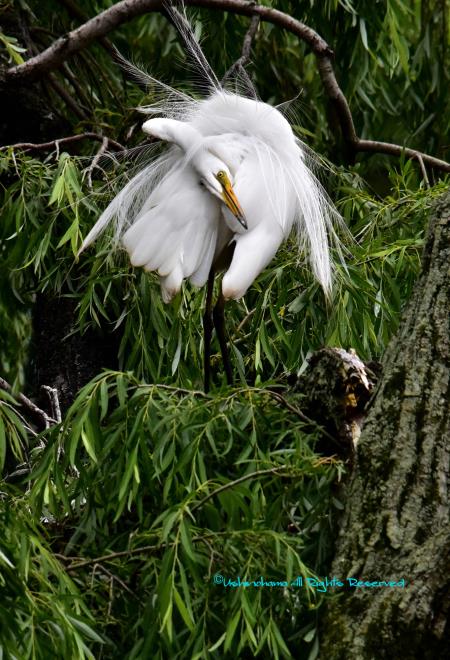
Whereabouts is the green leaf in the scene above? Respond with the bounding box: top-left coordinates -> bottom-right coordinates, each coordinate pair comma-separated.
66,616 -> 104,644
0,417 -> 6,474
208,632 -> 227,653
359,19 -> 368,50
49,174 -> 65,206
224,609 -> 241,653
56,219 -> 78,249
179,518 -> 196,561
118,443 -> 139,501
0,548 -> 14,568
173,587 -> 194,631
81,429 -> 97,463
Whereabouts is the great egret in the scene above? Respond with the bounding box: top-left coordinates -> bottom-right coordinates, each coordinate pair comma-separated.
80,8 -> 341,391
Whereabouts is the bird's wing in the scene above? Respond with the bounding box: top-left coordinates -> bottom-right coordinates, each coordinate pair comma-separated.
122,163 -> 221,302
221,222 -> 284,300
79,147 -> 179,253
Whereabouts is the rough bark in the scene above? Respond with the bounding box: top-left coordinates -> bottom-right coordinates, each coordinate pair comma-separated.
320,192 -> 450,659
291,347 -> 379,453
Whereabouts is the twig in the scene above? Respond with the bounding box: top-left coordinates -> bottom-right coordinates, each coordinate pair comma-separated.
58,528 -> 286,570
107,570 -> 114,619
0,401 -> 38,440
27,40 -> 89,121
137,383 -> 209,397
63,542 -> 165,569
415,152 -> 430,188
87,135 -> 109,189
254,387 -> 340,446
3,0 -> 450,172
221,13 -> 260,96
2,132 -> 124,153
135,383 -> 337,446
41,385 -> 62,423
355,138 -> 447,175
231,308 -> 255,339
0,376 -> 56,428
191,466 -> 291,513
61,62 -> 93,110
55,2 -> 125,109
95,563 -> 143,604
48,73 -> 88,120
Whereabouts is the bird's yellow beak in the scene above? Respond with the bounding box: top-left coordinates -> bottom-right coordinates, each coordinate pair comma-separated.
216,173 -> 247,229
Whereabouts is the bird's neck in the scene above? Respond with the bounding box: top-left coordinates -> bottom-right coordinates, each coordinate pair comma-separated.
146,118 -> 202,153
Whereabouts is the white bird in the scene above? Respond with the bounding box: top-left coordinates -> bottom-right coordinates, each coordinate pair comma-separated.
80,10 -> 341,391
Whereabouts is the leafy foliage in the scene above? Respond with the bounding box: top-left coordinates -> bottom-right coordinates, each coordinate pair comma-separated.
0,490 -> 100,659
25,372 -> 343,657
0,0 -> 449,657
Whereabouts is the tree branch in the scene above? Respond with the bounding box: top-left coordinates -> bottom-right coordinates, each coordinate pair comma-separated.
3,0 -> 449,172
1,132 -> 125,153
356,138 -> 445,173
0,376 -> 56,428
86,135 -> 109,189
191,466 -> 292,513
94,563 -> 144,604
47,73 -> 89,120
57,529 -> 280,570
221,13 -> 260,95
41,385 -> 62,424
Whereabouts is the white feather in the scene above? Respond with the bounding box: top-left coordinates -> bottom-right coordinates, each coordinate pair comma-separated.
80,18 -> 343,302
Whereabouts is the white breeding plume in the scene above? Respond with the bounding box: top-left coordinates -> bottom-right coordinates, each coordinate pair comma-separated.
79,3 -> 343,389
80,87 -> 339,299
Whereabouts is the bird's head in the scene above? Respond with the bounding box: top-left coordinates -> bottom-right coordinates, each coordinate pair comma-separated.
202,166 -> 247,230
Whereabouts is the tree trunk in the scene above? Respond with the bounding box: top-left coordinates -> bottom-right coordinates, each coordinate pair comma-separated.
30,295 -> 119,413
320,192 -> 450,659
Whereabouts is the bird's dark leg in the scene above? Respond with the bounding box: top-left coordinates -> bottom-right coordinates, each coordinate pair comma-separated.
203,268 -> 215,393
213,285 -> 234,386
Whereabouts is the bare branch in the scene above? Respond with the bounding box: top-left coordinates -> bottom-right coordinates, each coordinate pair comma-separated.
3,0 -> 449,173
4,1 -> 331,83
415,152 -> 430,188
356,139 -> 447,174
1,132 -> 125,153
95,563 -> 144,603
57,529 -> 281,570
87,135 -> 109,189
57,0 -> 118,59
191,466 -> 292,513
47,73 -> 89,120
0,376 -> 56,428
4,0 -> 162,83
41,386 -> 62,424
221,13 -> 260,95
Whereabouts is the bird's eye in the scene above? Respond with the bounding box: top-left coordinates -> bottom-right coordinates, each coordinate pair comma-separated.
216,170 -> 226,181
